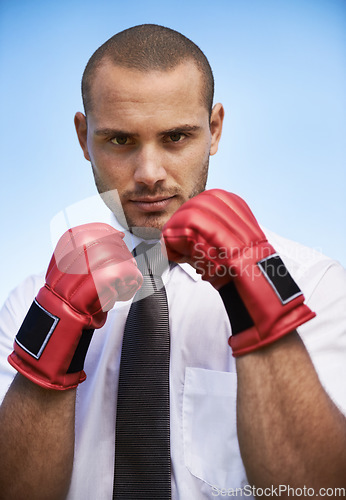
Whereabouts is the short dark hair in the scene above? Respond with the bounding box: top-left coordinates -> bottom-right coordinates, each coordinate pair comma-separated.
81,24 -> 214,116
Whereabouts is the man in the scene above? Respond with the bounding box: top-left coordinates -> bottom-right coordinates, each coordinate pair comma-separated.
0,24 -> 345,500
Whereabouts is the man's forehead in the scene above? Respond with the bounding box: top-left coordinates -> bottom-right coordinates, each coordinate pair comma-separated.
90,59 -> 204,100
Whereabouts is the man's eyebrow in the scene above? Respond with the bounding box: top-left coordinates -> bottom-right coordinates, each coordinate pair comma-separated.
161,125 -> 201,134
94,128 -> 139,137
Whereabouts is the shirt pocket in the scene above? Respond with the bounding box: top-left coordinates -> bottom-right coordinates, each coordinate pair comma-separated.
183,367 -> 248,490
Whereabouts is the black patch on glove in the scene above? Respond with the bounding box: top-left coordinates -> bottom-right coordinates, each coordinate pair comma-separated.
15,299 -> 59,359
257,254 -> 302,304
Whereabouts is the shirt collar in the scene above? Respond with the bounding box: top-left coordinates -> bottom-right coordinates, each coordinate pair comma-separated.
108,215 -> 199,281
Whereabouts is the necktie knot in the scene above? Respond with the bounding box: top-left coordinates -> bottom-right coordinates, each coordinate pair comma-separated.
133,241 -> 169,277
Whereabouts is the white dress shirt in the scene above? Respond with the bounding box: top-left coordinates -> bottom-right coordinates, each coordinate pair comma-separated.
0,196 -> 345,499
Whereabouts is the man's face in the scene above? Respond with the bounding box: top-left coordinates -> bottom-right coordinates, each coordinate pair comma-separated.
75,60 -> 224,237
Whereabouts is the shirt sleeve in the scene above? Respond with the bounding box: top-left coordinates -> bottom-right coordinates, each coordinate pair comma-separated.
297,261 -> 346,414
0,274 -> 44,403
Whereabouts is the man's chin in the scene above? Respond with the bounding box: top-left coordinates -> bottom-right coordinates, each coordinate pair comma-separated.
125,212 -> 169,240
129,226 -> 162,240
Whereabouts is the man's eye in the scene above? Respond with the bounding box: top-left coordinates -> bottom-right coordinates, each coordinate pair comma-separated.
111,136 -> 129,145
169,133 -> 183,142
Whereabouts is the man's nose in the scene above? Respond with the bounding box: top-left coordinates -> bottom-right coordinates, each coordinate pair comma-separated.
133,146 -> 167,187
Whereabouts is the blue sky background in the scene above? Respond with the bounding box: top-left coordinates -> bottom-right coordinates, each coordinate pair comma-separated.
0,0 -> 345,306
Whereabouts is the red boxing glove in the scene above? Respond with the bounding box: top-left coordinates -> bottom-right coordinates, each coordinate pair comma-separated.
8,223 -> 143,389
162,189 -> 316,356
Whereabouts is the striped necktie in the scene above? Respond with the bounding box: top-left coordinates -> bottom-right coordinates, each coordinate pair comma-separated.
113,241 -> 171,499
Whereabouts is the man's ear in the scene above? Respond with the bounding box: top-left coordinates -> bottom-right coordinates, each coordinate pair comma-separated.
74,112 -> 90,161
209,103 -> 225,156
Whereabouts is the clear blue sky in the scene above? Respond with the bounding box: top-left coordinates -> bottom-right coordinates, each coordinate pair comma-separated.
0,0 -> 345,306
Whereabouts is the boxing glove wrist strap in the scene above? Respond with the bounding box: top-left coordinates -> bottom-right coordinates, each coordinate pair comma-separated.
8,288 -> 95,390
219,251 -> 315,356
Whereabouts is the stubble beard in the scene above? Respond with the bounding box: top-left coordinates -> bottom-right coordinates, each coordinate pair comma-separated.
91,157 -> 209,239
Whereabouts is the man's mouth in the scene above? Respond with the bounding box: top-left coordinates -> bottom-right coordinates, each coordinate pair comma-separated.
130,195 -> 176,212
